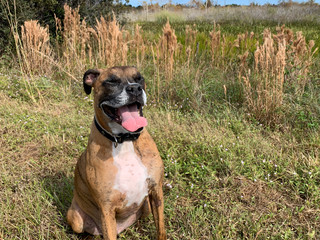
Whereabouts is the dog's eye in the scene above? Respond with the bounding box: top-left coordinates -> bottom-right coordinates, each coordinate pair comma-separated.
103,75 -> 121,85
134,75 -> 144,84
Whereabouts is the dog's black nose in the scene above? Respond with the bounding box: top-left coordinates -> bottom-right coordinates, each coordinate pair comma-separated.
126,84 -> 142,96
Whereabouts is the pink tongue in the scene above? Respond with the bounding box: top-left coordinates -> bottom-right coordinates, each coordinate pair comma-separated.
118,105 -> 147,132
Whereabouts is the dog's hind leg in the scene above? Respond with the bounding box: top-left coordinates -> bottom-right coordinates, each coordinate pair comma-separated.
67,198 -> 101,235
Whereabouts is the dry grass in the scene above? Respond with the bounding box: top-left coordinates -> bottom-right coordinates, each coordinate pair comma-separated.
239,26 -> 317,125
1,0 -> 53,102
184,25 -> 198,70
151,20 -> 178,101
158,20 -> 178,82
241,29 -> 286,125
185,25 -> 197,50
93,15 -> 128,67
132,24 -> 146,68
282,29 -> 318,94
55,6 -> 129,75
60,4 -> 90,75
20,20 -> 53,75
209,23 -> 221,65
12,4 -> 317,127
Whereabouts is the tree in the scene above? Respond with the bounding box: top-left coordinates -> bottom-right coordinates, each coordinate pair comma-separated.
0,0 -> 131,53
188,0 -> 203,8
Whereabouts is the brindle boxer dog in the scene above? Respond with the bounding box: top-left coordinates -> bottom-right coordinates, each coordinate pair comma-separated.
67,66 -> 166,240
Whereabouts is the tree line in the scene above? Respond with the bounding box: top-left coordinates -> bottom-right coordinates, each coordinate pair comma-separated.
0,0 -> 133,54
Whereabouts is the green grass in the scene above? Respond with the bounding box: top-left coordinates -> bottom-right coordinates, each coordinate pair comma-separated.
0,70 -> 319,239
1,17 -> 320,239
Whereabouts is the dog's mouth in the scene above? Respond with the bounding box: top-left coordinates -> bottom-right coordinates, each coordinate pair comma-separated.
100,102 -> 147,132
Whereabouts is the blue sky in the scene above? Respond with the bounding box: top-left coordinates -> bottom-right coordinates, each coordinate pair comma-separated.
128,0 -> 319,7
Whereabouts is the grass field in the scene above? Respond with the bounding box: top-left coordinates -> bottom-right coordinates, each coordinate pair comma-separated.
1,4 -> 320,240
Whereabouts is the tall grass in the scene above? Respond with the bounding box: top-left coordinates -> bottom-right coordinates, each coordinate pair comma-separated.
240,29 -> 286,125
93,15 -> 128,67
239,26 -> 318,125
152,20 -> 178,98
61,4 -> 90,75
21,20 -> 53,75
209,23 -> 221,65
132,24 -> 145,68
14,4 -> 318,127
284,30 -> 317,95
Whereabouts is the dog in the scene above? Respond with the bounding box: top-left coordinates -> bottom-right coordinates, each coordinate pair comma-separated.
67,66 -> 167,240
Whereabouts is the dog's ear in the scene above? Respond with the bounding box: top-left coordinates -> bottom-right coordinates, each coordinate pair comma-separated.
83,69 -> 100,95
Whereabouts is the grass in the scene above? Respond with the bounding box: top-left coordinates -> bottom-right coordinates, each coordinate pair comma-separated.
1,4 -> 320,239
122,4 -> 320,24
0,68 -> 319,239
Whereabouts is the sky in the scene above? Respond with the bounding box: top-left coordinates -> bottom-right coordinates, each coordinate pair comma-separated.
127,0 -> 319,7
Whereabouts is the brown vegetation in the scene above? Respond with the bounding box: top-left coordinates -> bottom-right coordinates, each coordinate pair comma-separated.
239,26 -> 318,125
20,20 -> 53,75
17,4 -> 317,126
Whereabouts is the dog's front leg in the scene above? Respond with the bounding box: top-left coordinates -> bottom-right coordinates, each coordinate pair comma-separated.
100,207 -> 117,240
150,184 -> 167,240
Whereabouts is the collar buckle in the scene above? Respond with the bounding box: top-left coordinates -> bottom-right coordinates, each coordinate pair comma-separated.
113,137 -> 119,148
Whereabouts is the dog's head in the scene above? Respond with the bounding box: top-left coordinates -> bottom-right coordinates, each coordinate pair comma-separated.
83,66 -> 147,134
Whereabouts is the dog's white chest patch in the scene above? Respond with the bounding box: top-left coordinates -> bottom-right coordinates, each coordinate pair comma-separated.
112,142 -> 149,207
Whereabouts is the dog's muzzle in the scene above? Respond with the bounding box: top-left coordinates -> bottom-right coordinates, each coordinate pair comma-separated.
99,83 -> 148,132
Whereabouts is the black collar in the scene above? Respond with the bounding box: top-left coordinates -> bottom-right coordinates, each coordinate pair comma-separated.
94,116 -> 142,147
